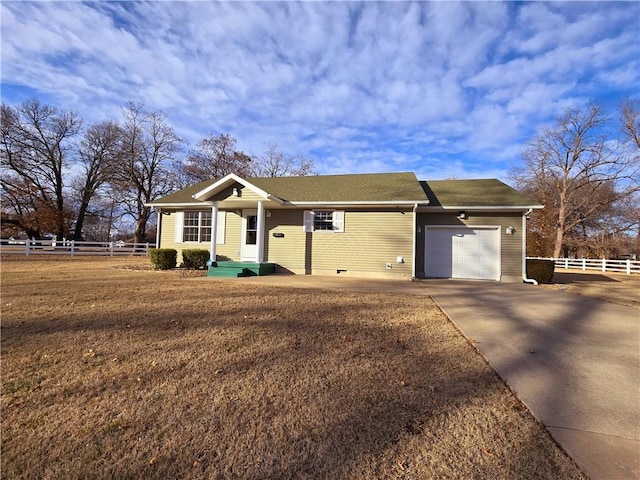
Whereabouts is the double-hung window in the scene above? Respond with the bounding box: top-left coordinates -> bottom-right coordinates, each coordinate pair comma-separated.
303,210 -> 345,233
175,210 -> 226,244
183,211 -> 212,242
314,211 -> 335,231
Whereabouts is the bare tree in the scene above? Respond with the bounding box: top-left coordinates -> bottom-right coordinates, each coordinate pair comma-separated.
621,99 -> 640,149
619,100 -> 640,256
180,133 -> 252,185
112,102 -> 182,243
513,103 -> 640,258
251,144 -> 315,177
72,120 -> 123,240
0,99 -> 81,238
0,175 -> 57,239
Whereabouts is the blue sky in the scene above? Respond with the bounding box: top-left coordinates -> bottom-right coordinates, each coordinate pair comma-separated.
2,1 -> 638,181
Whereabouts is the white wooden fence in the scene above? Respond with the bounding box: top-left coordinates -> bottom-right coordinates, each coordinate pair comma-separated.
0,238 -> 154,257
528,257 -> 640,275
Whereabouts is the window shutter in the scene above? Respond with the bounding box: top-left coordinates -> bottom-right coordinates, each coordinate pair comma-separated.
303,210 -> 315,232
174,211 -> 184,243
332,210 -> 345,233
216,211 -> 226,245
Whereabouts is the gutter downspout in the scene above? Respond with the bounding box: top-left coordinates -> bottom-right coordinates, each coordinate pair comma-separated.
412,203 -> 418,280
522,208 -> 538,285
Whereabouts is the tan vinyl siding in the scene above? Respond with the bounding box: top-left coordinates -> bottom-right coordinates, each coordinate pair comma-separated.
211,184 -> 264,204
264,210 -> 307,271
215,211 -> 242,261
159,210 -> 177,250
265,209 -> 413,278
157,210 -> 189,264
416,212 -> 523,281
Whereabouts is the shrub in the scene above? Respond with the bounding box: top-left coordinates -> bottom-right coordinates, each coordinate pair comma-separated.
526,259 -> 555,284
181,249 -> 210,269
149,248 -> 177,270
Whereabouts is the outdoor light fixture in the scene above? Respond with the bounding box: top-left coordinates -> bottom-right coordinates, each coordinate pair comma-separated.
506,226 -> 516,235
232,187 -> 240,197
457,211 -> 467,219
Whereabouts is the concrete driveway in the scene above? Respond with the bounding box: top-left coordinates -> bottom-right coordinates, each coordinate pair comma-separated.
422,280 -> 640,480
215,274 -> 640,478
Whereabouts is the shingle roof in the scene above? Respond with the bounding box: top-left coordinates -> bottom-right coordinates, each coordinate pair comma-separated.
250,172 -> 427,202
150,173 -> 541,208
151,179 -> 216,204
151,172 -> 428,204
421,179 -> 542,208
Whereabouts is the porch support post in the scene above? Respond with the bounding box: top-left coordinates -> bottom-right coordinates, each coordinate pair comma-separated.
155,208 -> 162,248
256,200 -> 265,263
210,202 -> 218,262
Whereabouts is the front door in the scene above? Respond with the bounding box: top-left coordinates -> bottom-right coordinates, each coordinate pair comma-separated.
241,210 -> 258,261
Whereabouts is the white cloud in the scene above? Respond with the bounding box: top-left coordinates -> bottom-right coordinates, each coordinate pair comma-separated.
1,1 -> 638,182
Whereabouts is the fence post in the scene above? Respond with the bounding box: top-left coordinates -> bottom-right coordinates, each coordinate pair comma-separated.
25,238 -> 30,258
582,258 -> 586,271
109,242 -> 114,257
564,258 -> 569,269
71,240 -> 75,257
145,243 -> 149,256
602,259 -> 606,272
627,259 -> 631,275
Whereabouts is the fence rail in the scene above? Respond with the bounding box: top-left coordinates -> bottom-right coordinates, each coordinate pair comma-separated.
528,257 -> 640,275
0,238 -> 154,257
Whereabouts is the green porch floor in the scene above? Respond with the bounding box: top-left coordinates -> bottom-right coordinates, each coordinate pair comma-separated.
207,261 -> 277,277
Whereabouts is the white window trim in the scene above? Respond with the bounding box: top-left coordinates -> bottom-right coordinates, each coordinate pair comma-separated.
332,210 -> 345,233
174,210 -> 226,245
303,210 -> 315,233
216,211 -> 226,245
174,211 -> 184,243
303,210 -> 345,233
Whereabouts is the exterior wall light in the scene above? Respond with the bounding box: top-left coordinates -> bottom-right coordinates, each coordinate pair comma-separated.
506,226 -> 516,235
457,211 -> 467,219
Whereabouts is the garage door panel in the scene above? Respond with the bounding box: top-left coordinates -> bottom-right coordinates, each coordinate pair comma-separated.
426,229 -> 454,277
425,226 -> 500,281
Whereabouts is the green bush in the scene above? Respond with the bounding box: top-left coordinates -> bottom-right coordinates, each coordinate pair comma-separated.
526,259 -> 555,284
181,249 -> 210,269
149,248 -> 177,270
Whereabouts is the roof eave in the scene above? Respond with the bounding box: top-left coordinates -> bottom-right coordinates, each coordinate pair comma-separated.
192,173 -> 285,204
145,201 -> 211,208
290,200 -> 429,207
418,205 -> 543,211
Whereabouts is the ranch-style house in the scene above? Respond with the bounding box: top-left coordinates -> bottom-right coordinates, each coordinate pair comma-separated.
148,172 -> 542,281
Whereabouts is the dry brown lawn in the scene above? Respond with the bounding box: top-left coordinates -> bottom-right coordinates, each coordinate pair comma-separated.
545,268 -> 640,307
1,257 -> 585,479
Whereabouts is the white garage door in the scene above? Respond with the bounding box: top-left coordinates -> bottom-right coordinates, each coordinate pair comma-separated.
425,226 -> 500,281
